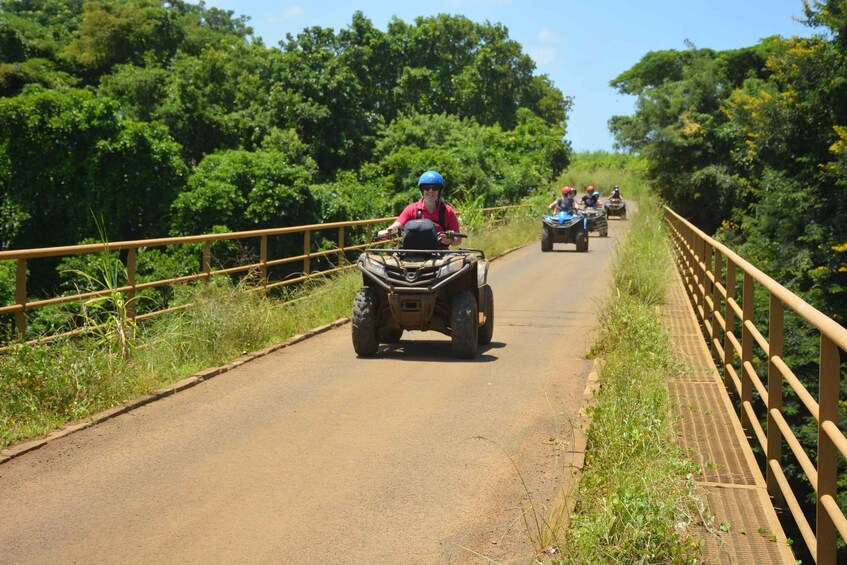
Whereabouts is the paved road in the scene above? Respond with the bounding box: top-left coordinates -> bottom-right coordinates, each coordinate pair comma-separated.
0,218 -> 627,564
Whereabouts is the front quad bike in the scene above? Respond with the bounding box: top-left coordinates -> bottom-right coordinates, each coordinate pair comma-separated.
352,219 -> 493,359
581,205 -> 609,237
541,210 -> 589,252
604,196 -> 627,220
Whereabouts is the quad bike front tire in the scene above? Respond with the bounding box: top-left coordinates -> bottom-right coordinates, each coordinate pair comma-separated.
575,231 -> 588,252
541,228 -> 552,252
621,209 -> 627,220
478,285 -> 494,346
352,287 -> 379,356
451,290 -> 478,359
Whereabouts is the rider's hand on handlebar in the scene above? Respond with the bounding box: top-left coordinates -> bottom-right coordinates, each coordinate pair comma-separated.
439,230 -> 465,245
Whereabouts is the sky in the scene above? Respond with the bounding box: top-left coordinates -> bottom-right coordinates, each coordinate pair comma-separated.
203,0 -> 815,152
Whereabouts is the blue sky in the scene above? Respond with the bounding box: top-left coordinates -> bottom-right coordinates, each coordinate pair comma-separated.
203,0 -> 814,152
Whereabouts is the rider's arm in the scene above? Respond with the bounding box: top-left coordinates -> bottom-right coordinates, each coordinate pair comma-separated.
377,220 -> 403,237
441,207 -> 462,246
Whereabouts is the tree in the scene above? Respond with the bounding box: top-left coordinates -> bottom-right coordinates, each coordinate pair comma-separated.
0,88 -> 186,250
170,148 -> 318,236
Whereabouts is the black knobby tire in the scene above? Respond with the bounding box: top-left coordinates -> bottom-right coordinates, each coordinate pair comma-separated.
352,287 -> 379,356
451,290 -> 478,359
621,209 -> 627,220
478,285 -> 494,346
576,231 -> 588,252
541,228 -> 552,252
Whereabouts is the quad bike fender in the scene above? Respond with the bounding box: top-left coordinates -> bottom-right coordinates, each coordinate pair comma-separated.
476,259 -> 489,287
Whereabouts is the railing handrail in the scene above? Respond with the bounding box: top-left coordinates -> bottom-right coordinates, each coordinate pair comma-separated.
664,207 -> 847,352
0,217 -> 394,261
664,205 -> 846,565
1,204 -> 532,345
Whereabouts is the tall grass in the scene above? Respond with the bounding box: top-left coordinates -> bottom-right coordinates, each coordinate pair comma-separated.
553,192 -> 706,563
0,209 -> 539,450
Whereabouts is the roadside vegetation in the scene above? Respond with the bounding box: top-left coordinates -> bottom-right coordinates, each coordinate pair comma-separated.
527,178 -> 708,562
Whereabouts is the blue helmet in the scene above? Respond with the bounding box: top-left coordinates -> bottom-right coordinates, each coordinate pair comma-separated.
417,170 -> 445,192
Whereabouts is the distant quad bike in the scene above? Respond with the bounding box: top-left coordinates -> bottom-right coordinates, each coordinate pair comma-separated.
604,196 -> 627,220
541,210 -> 589,252
352,219 -> 493,359
581,205 -> 609,237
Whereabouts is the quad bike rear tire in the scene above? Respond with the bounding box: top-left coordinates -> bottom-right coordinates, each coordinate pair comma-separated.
478,285 -> 494,346
541,228 -> 552,252
451,290 -> 478,359
352,287 -> 379,356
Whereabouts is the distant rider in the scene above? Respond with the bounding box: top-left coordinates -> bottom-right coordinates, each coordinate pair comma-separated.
548,186 -> 576,214
611,185 -> 623,199
581,185 -> 600,209
378,170 -> 462,249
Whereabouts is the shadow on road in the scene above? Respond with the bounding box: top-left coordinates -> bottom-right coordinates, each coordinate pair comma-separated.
355,340 -> 506,363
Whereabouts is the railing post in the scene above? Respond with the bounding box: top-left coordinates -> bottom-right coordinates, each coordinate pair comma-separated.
816,335 -> 840,565
126,248 -> 137,321
303,229 -> 311,276
740,272 -> 754,431
15,258 -> 26,338
724,260 -> 737,390
203,241 -> 211,282
260,235 -> 268,289
337,226 -> 345,267
766,294 -> 784,510
697,236 -> 707,319
705,244 -> 716,361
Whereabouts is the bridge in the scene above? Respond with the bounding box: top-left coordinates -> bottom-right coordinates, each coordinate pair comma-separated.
0,206 -> 844,562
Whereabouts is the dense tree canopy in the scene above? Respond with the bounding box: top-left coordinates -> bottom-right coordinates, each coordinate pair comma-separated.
609,14 -> 847,323
0,0 -> 571,259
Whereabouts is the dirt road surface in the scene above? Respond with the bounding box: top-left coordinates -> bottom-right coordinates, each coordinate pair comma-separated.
0,219 -> 626,564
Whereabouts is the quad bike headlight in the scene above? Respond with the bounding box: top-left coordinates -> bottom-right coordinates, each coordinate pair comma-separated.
361,256 -> 386,278
438,258 -> 464,278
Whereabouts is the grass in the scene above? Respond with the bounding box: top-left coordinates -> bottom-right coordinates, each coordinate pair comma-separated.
548,191 -> 707,563
0,205 -> 541,450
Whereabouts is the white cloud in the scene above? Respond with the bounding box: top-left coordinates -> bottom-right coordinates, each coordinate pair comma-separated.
537,26 -> 561,44
528,46 -> 558,66
266,5 -> 304,24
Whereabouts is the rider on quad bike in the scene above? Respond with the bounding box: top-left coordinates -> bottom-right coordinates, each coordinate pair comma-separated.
378,170 -> 461,248
547,186 -> 577,215
354,171 -> 494,359
604,184 -> 627,220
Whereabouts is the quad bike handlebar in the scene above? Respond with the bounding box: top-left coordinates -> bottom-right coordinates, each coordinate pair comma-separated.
375,227 -> 467,241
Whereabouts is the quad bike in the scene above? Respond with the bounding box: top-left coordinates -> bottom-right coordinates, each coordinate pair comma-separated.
604,196 -> 627,220
352,219 -> 493,359
581,205 -> 609,237
541,210 -> 589,252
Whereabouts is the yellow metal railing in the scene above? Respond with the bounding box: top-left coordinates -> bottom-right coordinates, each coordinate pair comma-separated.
665,206 -> 847,565
0,217 -> 393,345
0,205 -> 530,347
